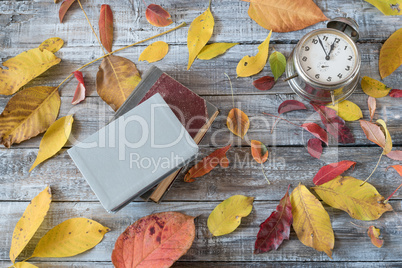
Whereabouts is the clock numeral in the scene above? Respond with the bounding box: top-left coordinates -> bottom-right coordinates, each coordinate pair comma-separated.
345,65 -> 351,71
338,73 -> 343,79
302,56 -> 308,62
348,56 -> 353,61
312,39 -> 318,44
335,38 -> 340,43
315,74 -> 320,79
327,76 -> 332,82
307,66 -> 312,71
344,45 -> 348,50
305,46 -> 310,51
323,36 -> 328,41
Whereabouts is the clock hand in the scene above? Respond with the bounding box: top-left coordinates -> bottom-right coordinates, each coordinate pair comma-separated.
326,40 -> 336,60
317,35 -> 329,59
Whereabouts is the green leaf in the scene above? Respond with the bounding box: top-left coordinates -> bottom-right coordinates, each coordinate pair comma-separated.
269,51 -> 286,81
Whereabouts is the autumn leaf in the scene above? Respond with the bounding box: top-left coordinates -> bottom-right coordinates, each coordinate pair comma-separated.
368,96 -> 376,122
301,123 -> 328,145
187,3 -> 214,69
290,184 -> 334,258
365,0 -> 402,15
378,26 -> 402,79
387,151 -> 402,160
361,76 -> 392,98
112,212 -> 195,268
59,0 -> 76,23
254,186 -> 292,254
359,120 -> 392,154
390,89 -> 402,97
31,218 -> 110,258
227,108 -> 250,138
368,226 -> 384,248
29,115 -> 74,172
197,43 -> 238,60
313,160 -> 356,185
184,145 -> 231,182
313,176 -> 393,221
14,262 -> 38,268
311,103 -> 355,144
307,138 -> 323,159
385,165 -> 402,202
139,41 -> 169,63
208,195 -> 254,236
236,30 -> 272,77
278,100 -> 306,114
0,45 -> 61,96
0,86 -> 60,148
9,187 -> 52,263
39,37 -> 64,53
99,4 -> 114,53
326,100 -> 363,121
251,140 -> 270,184
96,55 -> 141,111
145,4 -> 173,27
242,0 -> 328,32
72,71 -> 86,105
269,51 -> 286,81
252,76 -> 275,91
376,119 -> 393,155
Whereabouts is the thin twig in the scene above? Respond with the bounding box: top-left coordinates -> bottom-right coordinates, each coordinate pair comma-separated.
385,182 -> 402,203
262,112 -> 300,128
261,163 -> 270,184
270,117 -> 280,133
361,152 -> 383,186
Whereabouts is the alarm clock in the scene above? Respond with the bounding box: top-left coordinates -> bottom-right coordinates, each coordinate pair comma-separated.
285,17 -> 361,104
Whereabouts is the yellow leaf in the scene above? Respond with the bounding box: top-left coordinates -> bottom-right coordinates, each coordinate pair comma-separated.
0,48 -> 61,96
38,37 -> 64,53
312,176 -> 393,221
197,43 -> 239,60
364,0 -> 402,16
14,262 -> 38,268
208,195 -> 254,236
227,108 -> 250,139
361,76 -> 391,98
290,184 -> 334,258
138,41 -> 169,63
31,218 -> 110,258
0,86 -> 61,148
96,55 -> 141,111
9,187 -> 52,263
376,119 -> 392,155
379,28 -> 402,79
236,31 -> 272,77
326,100 -> 363,121
187,5 -> 215,69
368,226 -> 384,248
30,115 -> 74,172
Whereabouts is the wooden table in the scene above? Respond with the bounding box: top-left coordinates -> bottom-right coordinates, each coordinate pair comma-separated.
1,0 -> 402,267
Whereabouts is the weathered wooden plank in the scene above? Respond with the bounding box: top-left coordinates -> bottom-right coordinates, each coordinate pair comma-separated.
1,147 -> 401,202
0,201 -> 401,262
0,0 -> 399,49
0,43 -> 400,97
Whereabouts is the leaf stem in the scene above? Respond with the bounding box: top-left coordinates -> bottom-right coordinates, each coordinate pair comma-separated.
385,182 -> 402,203
55,22 -> 187,90
361,152 -> 383,186
224,73 -> 235,108
262,112 -> 300,128
261,163 -> 270,184
270,117 -> 281,133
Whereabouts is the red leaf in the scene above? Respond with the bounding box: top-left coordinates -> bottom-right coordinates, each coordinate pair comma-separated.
311,103 -> 355,144
184,145 -> 231,182
145,4 -> 173,27
254,186 -> 292,254
387,151 -> 402,161
59,0 -> 76,23
278,100 -> 307,114
359,120 -> 386,149
313,160 -> 356,185
389,165 -> 402,177
253,76 -> 275,91
99,4 -> 114,53
367,226 -> 383,248
390,89 -> 402,98
301,123 -> 328,145
368,96 -> 376,122
307,138 -> 323,159
72,71 -> 86,105
111,212 -> 195,268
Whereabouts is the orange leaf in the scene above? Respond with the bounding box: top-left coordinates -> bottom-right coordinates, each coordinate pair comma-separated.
59,0 -> 76,23
227,108 -> 250,138
99,4 -> 114,53
242,0 -> 328,32
379,28 -> 402,79
359,120 -> 386,150
368,226 -> 383,248
111,212 -> 195,268
251,140 -> 268,164
145,4 -> 173,27
184,145 -> 231,183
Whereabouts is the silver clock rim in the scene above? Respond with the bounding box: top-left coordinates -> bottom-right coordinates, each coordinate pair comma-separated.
293,28 -> 361,91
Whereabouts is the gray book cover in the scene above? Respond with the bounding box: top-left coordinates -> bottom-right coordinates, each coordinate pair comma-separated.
68,94 -> 199,212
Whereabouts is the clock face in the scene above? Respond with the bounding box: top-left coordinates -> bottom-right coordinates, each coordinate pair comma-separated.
298,31 -> 358,85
